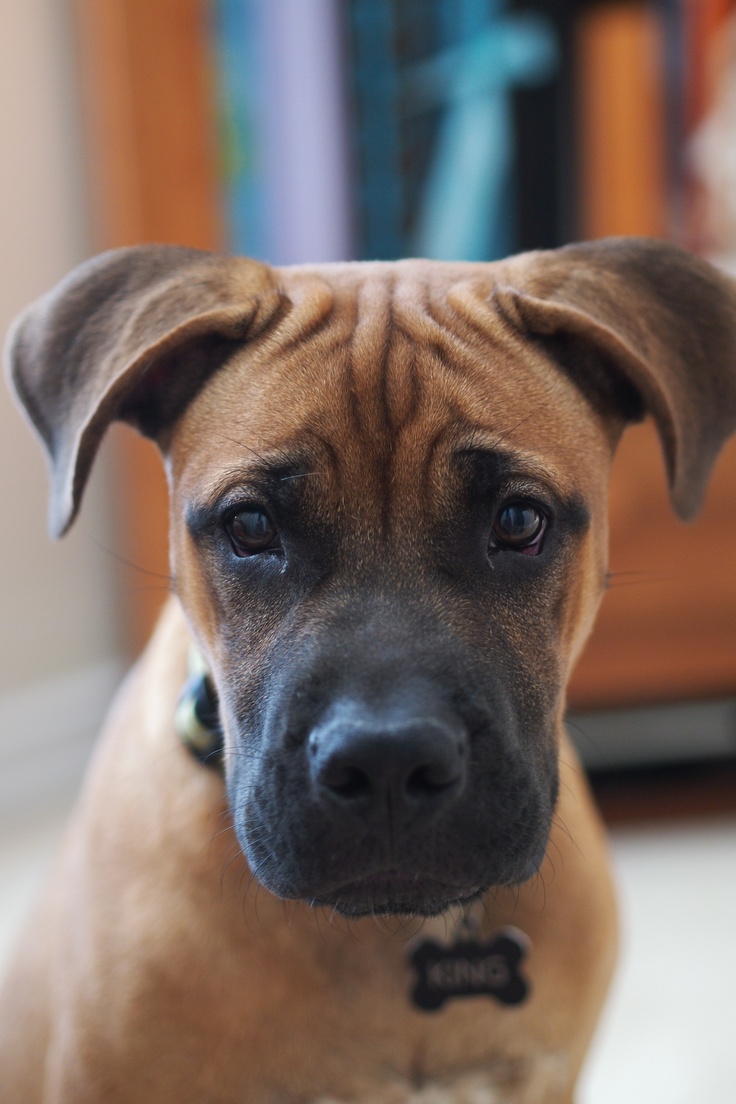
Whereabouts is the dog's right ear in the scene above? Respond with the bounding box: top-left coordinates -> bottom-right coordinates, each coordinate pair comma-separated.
5,246 -> 286,538
494,238 -> 736,521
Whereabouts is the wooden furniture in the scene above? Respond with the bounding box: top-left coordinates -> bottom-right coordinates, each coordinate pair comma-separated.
576,3 -> 668,241
73,0 -> 224,652
570,423 -> 736,709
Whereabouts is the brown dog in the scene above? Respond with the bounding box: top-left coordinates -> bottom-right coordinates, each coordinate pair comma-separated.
2,238 -> 736,1103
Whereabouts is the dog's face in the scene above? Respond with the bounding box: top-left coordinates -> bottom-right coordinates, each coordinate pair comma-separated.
9,240 -> 736,917
167,265 -> 614,914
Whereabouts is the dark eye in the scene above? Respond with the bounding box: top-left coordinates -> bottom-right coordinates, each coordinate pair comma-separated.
491,501 -> 547,556
225,507 -> 280,557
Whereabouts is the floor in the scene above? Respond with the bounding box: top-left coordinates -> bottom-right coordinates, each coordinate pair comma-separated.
1,800 -> 734,1102
578,815 -> 736,1103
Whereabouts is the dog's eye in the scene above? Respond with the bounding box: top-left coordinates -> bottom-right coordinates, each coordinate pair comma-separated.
225,507 -> 280,557
491,501 -> 547,556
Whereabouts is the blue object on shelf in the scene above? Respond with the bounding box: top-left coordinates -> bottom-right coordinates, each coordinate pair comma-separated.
405,3 -> 559,260
212,0 -> 269,258
215,0 -> 560,264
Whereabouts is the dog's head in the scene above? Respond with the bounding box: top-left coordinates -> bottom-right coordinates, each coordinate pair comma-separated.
8,240 -> 736,916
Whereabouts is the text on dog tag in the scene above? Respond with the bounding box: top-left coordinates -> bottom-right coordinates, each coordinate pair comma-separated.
410,928 -> 530,1012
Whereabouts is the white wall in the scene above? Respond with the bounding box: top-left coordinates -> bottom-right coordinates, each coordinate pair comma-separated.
0,0 -> 123,814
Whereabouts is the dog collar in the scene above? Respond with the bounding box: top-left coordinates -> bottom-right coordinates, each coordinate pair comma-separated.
174,649 -> 224,771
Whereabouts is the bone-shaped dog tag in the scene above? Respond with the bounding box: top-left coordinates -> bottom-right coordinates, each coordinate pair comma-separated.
410,928 -> 530,1012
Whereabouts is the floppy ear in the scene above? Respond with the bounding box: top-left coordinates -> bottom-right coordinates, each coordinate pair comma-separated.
495,237 -> 736,520
5,245 -> 285,537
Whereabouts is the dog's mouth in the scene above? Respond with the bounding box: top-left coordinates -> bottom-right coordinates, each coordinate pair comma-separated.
308,871 -> 486,918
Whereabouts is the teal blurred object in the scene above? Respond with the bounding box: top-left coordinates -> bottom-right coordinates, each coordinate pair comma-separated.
212,0 -> 560,264
350,0 -> 405,262
350,0 -> 559,261
405,6 -> 558,260
212,0 -> 269,259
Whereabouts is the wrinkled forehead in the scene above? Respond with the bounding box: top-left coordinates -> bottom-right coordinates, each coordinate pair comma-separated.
168,263 -> 612,501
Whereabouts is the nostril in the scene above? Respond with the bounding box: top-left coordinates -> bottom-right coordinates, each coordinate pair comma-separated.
405,759 -> 461,799
326,764 -> 372,800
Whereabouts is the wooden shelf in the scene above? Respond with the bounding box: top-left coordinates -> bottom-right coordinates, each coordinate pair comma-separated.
570,423 -> 736,710
73,0 -> 224,653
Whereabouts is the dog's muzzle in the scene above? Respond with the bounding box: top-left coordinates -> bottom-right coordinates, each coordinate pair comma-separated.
224,670 -> 556,917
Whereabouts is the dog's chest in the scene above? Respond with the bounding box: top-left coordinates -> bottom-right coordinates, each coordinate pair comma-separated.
312,1053 -> 570,1103
229,909 -> 571,1104
315,1074 -> 502,1104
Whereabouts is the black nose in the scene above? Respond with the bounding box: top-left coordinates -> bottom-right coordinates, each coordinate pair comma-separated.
308,704 -> 467,827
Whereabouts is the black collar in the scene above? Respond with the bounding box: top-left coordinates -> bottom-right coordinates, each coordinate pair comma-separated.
175,664 -> 224,771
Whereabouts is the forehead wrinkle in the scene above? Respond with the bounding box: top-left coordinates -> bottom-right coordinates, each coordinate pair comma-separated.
255,271 -> 339,359
273,268 -> 506,446
342,272 -> 395,440
338,276 -> 483,451
390,272 -> 506,378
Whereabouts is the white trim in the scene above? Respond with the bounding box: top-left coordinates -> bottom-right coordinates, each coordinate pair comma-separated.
0,659 -> 124,821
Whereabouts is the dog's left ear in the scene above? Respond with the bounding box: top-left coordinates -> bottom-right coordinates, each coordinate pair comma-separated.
5,245 -> 286,537
495,237 -> 736,519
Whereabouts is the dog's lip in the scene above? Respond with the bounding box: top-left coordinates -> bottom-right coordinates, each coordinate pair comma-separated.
309,870 -> 484,915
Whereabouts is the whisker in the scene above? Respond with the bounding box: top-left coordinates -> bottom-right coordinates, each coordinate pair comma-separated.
81,534 -> 174,583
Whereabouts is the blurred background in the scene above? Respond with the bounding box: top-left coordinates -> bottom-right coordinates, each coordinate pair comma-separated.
1,1 -> 735,1100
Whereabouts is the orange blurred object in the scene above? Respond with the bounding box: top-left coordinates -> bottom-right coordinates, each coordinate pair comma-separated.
73,0 -> 224,653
